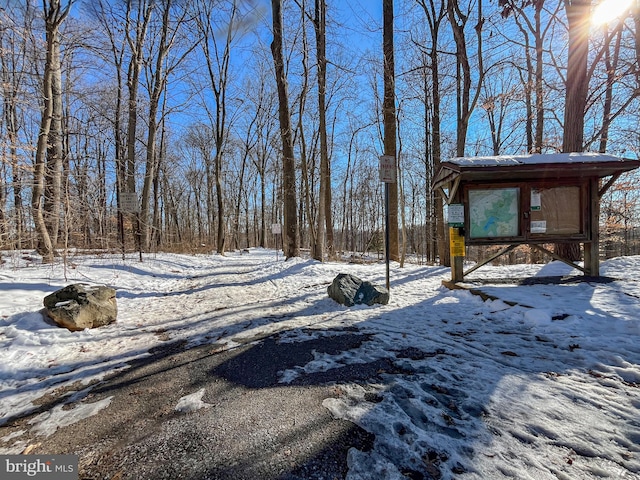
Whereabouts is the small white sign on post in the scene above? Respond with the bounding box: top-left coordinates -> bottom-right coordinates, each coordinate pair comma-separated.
378,155 -> 396,183
447,204 -> 465,226
120,192 -> 139,213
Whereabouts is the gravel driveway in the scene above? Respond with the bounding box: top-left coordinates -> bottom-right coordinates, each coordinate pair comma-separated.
4,328 -> 386,480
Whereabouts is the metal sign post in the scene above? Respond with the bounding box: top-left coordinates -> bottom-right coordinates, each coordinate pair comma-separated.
379,155 -> 396,290
384,185 -> 390,290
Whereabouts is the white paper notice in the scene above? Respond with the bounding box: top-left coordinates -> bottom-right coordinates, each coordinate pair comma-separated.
531,189 -> 541,211
531,220 -> 546,233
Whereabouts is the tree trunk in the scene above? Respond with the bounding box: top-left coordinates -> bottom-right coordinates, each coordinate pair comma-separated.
634,3 -> 640,89
141,97 -> 160,252
32,0 -> 71,262
534,3 -> 544,153
446,0 -> 485,157
214,149 -> 226,254
125,0 -> 153,257
2,59 -> 24,249
562,0 -> 590,153
314,0 -> 330,262
599,25 -> 623,153
419,0 -> 447,266
383,0 -> 399,262
296,0 -> 316,256
92,0 -> 128,254
557,0 -> 591,262
43,14 -> 64,250
196,0 -> 238,255
271,0 -> 299,258
320,11 -> 335,260
142,0 -> 194,252
206,146 -> 215,243
234,119 -> 255,250
260,173 -> 267,247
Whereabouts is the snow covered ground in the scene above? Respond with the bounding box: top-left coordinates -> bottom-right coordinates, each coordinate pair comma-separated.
0,248 -> 638,479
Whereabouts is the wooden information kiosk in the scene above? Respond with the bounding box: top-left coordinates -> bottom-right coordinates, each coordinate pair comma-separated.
432,153 -> 640,282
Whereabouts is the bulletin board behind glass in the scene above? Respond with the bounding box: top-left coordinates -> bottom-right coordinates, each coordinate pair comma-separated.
529,186 -> 581,235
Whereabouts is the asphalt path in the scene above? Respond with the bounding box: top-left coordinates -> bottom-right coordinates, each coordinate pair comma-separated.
3,329 -> 395,480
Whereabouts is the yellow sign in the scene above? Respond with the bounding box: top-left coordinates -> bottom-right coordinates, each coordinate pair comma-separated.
449,227 -> 466,257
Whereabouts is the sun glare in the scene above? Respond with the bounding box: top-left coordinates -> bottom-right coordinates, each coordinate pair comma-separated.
592,0 -> 634,25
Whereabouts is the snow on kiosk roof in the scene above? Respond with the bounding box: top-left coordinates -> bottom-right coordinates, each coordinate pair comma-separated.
449,152 -> 626,166
433,152 -> 640,190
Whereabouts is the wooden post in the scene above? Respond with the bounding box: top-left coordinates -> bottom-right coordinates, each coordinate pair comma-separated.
450,227 -> 465,282
584,177 -> 600,276
449,189 -> 465,283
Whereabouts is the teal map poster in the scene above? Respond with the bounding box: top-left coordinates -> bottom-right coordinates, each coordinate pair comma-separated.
468,188 -> 519,238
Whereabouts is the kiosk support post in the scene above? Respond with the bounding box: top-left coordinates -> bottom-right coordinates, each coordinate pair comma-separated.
447,202 -> 465,283
450,226 -> 465,283
584,177 -> 600,276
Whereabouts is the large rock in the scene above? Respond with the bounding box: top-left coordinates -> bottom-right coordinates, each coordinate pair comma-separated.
43,283 -> 117,331
327,273 -> 389,307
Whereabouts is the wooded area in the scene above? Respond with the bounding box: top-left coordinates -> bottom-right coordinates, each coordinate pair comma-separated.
1,0 -> 639,264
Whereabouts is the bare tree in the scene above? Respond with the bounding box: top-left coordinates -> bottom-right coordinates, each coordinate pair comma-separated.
139,0 -> 174,251
587,19 -> 638,152
183,123 -> 216,243
250,68 -> 278,248
32,0 -> 73,262
498,0 -> 559,153
42,1 -> 70,250
0,4 -> 36,249
124,0 -> 153,257
140,0 -> 195,251
231,99 -> 259,250
317,0 -> 336,260
304,0 -> 332,261
294,0 -> 316,257
480,72 -> 521,154
556,0 -> 594,262
415,0 -> 447,265
180,132 -> 208,244
271,0 -> 299,258
595,22 -> 623,153
193,0 -> 243,255
3,0 -> 640,259
446,0 -> 486,156
87,0 -> 131,254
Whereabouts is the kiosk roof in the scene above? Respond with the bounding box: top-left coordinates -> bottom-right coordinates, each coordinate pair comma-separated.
433,152 -> 640,189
